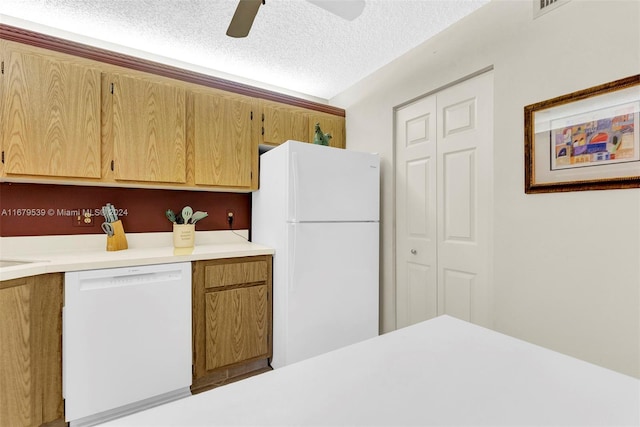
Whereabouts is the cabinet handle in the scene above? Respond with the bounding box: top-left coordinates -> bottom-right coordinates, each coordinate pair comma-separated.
410,249 -> 417,255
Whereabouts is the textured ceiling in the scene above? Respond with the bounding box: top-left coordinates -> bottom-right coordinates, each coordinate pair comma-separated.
0,0 -> 489,100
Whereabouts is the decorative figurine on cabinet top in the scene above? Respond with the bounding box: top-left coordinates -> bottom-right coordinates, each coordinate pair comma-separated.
313,123 -> 332,146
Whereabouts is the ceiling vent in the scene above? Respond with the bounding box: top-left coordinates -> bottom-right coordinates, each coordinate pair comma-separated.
533,0 -> 570,19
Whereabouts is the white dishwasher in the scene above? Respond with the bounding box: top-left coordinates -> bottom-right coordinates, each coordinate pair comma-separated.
64,262 -> 192,427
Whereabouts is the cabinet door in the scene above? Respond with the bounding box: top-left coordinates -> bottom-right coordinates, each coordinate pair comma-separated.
260,100 -> 309,146
0,274 -> 63,426
205,285 -> 269,370
107,73 -> 186,183
308,113 -> 346,149
191,90 -> 255,188
192,256 -> 273,393
1,46 -> 101,178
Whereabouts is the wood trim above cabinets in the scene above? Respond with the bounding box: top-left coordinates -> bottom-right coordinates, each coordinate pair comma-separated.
0,23 -> 345,117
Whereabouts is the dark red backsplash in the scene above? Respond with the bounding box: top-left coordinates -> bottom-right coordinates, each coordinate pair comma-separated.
0,183 -> 251,237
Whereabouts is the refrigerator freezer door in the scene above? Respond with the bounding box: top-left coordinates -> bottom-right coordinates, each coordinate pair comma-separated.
287,142 -> 379,222
274,221 -> 379,368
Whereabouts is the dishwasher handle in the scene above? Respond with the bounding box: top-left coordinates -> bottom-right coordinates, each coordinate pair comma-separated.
78,270 -> 184,291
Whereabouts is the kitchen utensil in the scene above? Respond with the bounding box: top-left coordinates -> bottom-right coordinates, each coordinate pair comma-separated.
109,204 -> 118,222
101,222 -> 115,237
181,206 -> 193,224
190,211 -> 208,224
103,203 -> 118,223
175,213 -> 184,224
101,206 -> 111,223
166,209 -> 176,223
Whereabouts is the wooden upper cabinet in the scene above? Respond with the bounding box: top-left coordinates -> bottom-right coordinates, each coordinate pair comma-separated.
1,43 -> 101,178
260,100 -> 309,146
308,112 -> 346,149
0,38 -> 346,190
189,89 -> 256,189
259,100 -> 346,149
104,72 -> 186,183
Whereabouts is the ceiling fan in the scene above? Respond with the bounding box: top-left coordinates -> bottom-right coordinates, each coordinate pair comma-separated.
227,0 -> 366,38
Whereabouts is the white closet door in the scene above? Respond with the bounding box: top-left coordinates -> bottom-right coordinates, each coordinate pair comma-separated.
395,95 -> 438,328
395,71 -> 494,328
436,72 -> 494,327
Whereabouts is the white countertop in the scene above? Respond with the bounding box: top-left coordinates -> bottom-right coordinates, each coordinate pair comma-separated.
0,230 -> 274,281
102,315 -> 640,426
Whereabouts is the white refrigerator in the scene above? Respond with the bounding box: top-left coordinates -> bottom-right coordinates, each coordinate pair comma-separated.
252,141 -> 379,369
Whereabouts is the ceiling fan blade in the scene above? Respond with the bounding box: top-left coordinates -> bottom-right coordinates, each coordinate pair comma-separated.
226,0 -> 263,38
306,0 -> 365,21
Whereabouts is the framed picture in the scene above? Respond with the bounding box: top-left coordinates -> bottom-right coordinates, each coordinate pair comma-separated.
524,75 -> 640,193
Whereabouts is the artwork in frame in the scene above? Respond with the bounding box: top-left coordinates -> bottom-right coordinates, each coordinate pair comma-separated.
524,75 -> 640,193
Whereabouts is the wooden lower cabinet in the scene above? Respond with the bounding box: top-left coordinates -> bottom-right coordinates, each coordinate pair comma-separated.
191,256 -> 273,394
0,274 -> 64,427
0,257 -> 272,423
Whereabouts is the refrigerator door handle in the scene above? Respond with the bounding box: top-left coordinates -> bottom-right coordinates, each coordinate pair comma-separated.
288,224 -> 296,294
290,151 -> 299,222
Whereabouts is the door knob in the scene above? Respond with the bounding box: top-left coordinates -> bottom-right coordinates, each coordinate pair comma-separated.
410,249 -> 417,255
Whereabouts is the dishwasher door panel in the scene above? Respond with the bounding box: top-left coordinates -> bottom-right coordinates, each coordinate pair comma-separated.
63,262 -> 192,423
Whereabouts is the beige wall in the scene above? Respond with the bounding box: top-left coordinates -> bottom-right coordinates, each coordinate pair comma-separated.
332,0 -> 640,378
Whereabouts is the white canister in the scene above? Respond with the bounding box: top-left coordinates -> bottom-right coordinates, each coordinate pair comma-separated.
173,224 -> 195,248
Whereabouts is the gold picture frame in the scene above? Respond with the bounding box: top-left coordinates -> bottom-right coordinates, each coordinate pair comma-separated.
524,75 -> 640,193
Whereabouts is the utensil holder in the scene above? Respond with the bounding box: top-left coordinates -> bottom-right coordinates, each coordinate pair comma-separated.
106,220 -> 128,251
173,224 -> 195,248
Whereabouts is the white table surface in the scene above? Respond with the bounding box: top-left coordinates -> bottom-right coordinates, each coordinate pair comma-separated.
102,315 -> 640,426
